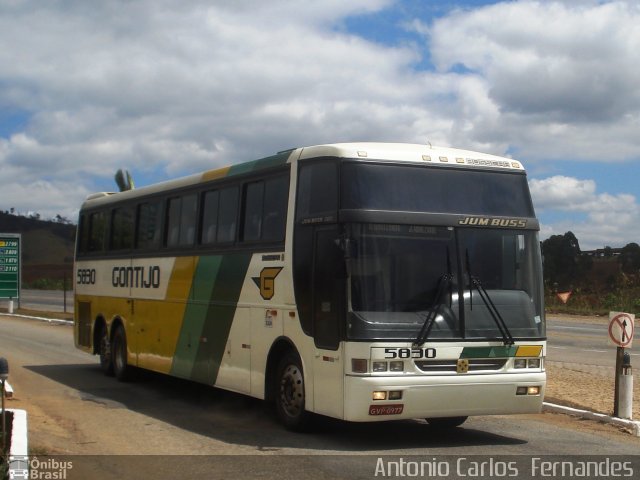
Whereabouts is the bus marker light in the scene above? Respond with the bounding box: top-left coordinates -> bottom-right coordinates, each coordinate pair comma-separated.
372,361 -> 387,372
422,155 -> 432,161
389,361 -> 404,372
357,151 -> 368,157
372,391 -> 387,401
388,390 -> 403,400
352,359 -> 368,373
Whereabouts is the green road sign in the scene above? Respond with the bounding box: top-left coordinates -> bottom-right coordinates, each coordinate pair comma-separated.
0,234 -> 20,299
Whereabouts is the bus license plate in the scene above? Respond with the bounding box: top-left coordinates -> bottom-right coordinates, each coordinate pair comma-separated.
369,404 -> 404,416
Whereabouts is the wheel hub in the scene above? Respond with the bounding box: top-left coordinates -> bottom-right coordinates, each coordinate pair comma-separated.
280,364 -> 303,417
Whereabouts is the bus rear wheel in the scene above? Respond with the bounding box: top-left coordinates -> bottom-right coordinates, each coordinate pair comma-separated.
98,325 -> 113,376
112,325 -> 130,381
426,416 -> 468,429
275,352 -> 311,431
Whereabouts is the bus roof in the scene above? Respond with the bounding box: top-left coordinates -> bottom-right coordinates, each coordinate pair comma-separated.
81,142 -> 524,209
298,143 -> 523,170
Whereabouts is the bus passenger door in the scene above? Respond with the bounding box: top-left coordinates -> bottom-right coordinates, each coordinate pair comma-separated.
312,227 -> 345,418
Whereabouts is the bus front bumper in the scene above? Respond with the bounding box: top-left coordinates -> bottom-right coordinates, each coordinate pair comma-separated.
343,372 -> 546,422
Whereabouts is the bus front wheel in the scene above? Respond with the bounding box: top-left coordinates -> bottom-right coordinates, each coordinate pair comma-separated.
426,416 -> 468,429
112,325 -> 130,381
275,352 -> 311,431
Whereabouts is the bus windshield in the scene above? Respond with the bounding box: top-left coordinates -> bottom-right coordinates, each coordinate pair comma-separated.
346,223 -> 545,341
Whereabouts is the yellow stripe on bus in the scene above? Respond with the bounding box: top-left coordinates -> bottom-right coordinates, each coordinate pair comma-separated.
201,166 -> 231,183
136,256 -> 199,373
515,345 -> 543,357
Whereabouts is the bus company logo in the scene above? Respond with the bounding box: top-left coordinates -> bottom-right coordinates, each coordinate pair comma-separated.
457,359 -> 470,374
458,217 -> 527,228
112,265 -> 161,289
252,267 -> 283,300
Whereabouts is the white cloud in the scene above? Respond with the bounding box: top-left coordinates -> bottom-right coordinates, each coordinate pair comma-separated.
530,176 -> 640,249
423,0 -> 640,161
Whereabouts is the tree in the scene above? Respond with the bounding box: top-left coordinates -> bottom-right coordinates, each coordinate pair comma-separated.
541,231 -> 586,290
619,243 -> 640,274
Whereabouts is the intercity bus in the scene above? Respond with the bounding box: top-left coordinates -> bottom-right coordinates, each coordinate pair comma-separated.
74,143 -> 546,430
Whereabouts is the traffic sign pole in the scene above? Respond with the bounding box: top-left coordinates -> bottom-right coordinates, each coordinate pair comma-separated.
608,311 -> 635,419
614,346 -> 624,417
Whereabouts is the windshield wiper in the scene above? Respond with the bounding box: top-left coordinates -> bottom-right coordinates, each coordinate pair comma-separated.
414,273 -> 452,346
465,250 -> 514,346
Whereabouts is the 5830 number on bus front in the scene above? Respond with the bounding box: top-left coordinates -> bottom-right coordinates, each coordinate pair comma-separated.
383,348 -> 437,359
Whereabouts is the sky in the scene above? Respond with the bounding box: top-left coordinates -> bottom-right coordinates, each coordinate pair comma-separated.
1,0 -> 639,250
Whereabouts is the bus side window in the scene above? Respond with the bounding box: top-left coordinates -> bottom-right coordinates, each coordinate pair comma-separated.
110,206 -> 134,251
77,214 -> 89,254
166,194 -> 198,247
166,197 -> 181,247
262,174 -> 288,242
179,194 -> 197,246
218,187 -> 239,243
136,201 -> 162,250
88,211 -> 107,253
201,190 -> 220,244
241,173 -> 288,243
243,181 -> 264,242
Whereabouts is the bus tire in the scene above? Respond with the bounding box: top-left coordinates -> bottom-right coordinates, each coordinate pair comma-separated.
98,325 -> 114,376
275,352 -> 311,432
426,416 -> 468,429
112,325 -> 130,382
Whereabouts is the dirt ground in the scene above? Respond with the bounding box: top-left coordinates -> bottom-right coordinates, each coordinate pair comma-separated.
545,363 -> 640,419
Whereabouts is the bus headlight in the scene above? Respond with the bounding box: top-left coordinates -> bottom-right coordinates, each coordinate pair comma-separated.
528,358 -> 541,369
514,358 -> 542,369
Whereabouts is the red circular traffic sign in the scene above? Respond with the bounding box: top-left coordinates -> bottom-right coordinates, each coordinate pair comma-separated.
608,313 -> 634,348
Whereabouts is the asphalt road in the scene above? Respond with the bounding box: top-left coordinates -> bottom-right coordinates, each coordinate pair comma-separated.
12,289 -> 74,313
546,315 -> 639,381
1,314 -> 639,479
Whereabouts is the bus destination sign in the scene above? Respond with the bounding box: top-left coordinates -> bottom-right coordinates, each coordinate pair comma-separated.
0,234 -> 21,299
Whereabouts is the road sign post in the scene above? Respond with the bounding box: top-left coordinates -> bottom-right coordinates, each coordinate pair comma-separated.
0,234 -> 21,310
608,312 -> 634,418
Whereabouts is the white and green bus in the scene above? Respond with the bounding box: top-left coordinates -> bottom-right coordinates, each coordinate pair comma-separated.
74,143 -> 546,431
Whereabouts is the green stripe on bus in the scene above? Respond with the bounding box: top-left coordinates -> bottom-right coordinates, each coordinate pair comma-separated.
460,346 -> 518,359
170,255 -> 223,379
227,151 -> 290,177
192,253 -> 252,384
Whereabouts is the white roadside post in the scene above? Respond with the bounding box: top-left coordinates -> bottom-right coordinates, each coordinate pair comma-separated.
618,352 -> 633,419
608,312 -> 634,419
